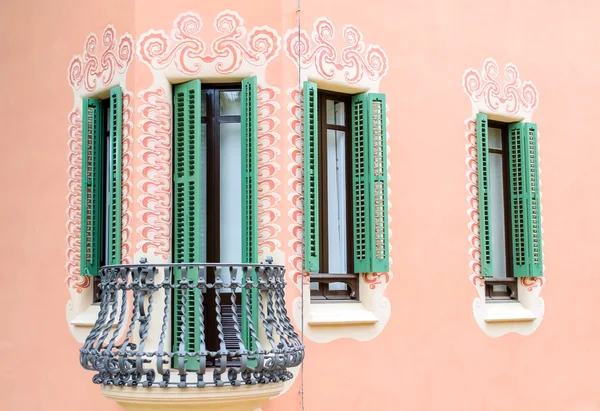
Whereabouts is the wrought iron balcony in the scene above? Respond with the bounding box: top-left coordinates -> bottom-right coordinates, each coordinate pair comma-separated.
80,260 -> 304,388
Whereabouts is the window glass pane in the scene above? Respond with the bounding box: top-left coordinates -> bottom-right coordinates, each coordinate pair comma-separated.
489,152 -> 507,277
310,282 -> 319,291
219,122 -> 242,290
326,100 -> 345,126
220,91 -> 241,116
328,282 -> 348,291
326,129 -> 347,273
489,127 -> 502,150
201,91 -> 207,117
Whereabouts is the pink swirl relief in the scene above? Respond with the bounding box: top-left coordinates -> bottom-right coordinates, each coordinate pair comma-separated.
137,88 -> 172,261
137,10 -> 281,75
68,25 -> 133,92
462,58 -> 538,115
284,18 -> 388,84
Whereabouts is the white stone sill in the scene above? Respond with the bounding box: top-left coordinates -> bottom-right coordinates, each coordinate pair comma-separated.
307,302 -> 379,326
484,302 -> 537,323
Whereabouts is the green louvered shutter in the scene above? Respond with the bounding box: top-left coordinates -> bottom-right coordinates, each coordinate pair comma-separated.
476,113 -> 493,277
80,98 -> 104,277
241,76 -> 259,349
107,86 -> 123,265
303,81 -> 319,273
366,94 -> 389,272
524,123 -> 543,277
172,80 -> 204,370
508,122 -> 529,277
351,94 -> 371,273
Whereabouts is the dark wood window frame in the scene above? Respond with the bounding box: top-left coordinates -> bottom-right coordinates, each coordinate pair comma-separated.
485,120 -> 518,301
171,83 -> 244,358
310,90 -> 359,302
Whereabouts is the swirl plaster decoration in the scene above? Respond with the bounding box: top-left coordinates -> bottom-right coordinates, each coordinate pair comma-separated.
285,18 -> 391,343
463,58 -> 545,337
285,18 -> 388,86
136,10 -> 282,263
68,25 -> 134,95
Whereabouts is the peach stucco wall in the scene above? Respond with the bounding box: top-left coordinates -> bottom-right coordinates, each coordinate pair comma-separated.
2,0 -> 600,410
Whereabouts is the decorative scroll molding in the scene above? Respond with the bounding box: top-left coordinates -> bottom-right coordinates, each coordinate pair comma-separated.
65,108 -> 89,293
136,11 -> 282,262
121,91 -> 134,263
137,88 -> 172,261
284,18 -> 388,86
463,58 -> 538,119
463,58 -> 545,337
138,11 -> 280,76
68,25 -> 134,95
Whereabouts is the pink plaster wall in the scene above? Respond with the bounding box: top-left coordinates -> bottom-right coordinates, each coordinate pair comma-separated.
2,0 -> 600,410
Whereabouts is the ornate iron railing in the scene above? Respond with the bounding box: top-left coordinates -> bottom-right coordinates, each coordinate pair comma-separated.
80,260 -> 304,388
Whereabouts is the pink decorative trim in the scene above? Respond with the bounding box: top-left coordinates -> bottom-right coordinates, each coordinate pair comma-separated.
121,91 -> 134,263
520,276 -> 545,291
65,108 -> 90,293
363,272 -> 390,290
137,88 -> 172,261
68,25 -> 133,92
464,119 -> 484,288
257,85 -> 282,255
138,11 -> 280,75
286,87 -> 307,285
462,58 -> 538,115
284,18 -> 388,84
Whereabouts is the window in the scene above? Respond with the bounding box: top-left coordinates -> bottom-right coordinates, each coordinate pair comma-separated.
303,82 -> 389,302
476,114 -> 543,301
80,87 -> 123,304
171,78 -> 259,369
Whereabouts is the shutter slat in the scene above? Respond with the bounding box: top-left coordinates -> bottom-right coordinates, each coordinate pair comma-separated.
80,98 -> 103,277
172,80 -> 204,370
476,113 -> 493,277
367,94 -> 389,273
508,122 -> 529,277
524,122 -> 543,277
351,94 -> 370,273
241,76 -> 259,351
108,86 -> 123,265
303,81 -> 319,273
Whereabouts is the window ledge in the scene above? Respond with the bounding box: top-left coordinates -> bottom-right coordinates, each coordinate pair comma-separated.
70,303 -> 102,328
307,302 -> 379,326
101,381 -> 284,411
484,302 -> 537,323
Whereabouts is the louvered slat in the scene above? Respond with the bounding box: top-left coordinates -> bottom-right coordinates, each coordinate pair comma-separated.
367,94 -> 389,273
351,94 -> 370,273
107,86 -> 123,265
172,80 -> 204,370
81,98 -> 103,277
303,81 -> 319,273
524,122 -> 543,277
476,113 -> 493,277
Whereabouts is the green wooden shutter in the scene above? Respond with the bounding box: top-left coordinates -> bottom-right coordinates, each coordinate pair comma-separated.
366,94 -> 389,272
303,81 -> 319,273
241,76 -> 258,349
107,86 -> 123,265
351,94 -> 371,273
80,98 -> 104,277
476,113 -> 493,277
524,122 -> 543,277
172,80 -> 204,370
508,122 -> 529,277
